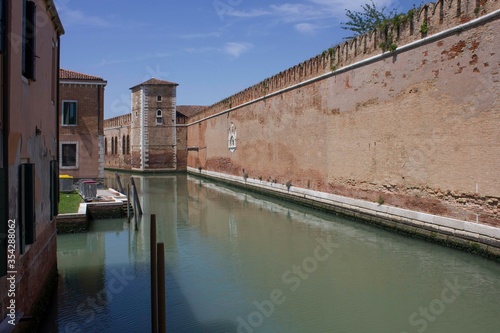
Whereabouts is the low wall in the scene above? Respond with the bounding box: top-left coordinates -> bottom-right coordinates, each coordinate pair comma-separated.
189,168 -> 500,260
56,213 -> 89,233
56,201 -> 126,233
86,202 -> 124,219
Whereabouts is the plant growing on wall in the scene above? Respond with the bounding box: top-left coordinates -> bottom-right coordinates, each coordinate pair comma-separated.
327,47 -> 339,71
261,80 -> 269,96
420,20 -> 429,36
341,0 -> 396,38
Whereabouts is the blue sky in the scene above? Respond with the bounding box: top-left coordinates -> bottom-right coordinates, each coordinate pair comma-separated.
55,0 -> 423,119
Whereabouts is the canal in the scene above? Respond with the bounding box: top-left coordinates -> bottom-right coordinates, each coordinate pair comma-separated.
42,174 -> 500,332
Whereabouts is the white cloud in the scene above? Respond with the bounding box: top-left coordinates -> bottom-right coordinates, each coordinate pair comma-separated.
176,32 -> 222,39
295,23 -> 320,35
56,2 -> 110,27
223,42 -> 254,59
225,9 -> 271,18
222,0 -> 396,25
309,0 -> 395,14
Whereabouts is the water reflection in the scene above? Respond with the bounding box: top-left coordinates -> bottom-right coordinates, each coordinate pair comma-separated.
40,173 -> 500,333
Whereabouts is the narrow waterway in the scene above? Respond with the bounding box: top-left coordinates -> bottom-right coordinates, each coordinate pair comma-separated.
42,174 -> 500,333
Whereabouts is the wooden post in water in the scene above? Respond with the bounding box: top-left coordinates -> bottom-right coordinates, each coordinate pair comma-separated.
157,242 -> 166,333
150,215 -> 158,333
133,188 -> 139,230
115,172 -> 124,194
127,184 -> 131,223
130,177 -> 143,215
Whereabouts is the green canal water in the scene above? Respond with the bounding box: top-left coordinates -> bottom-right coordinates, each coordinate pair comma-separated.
42,174 -> 500,332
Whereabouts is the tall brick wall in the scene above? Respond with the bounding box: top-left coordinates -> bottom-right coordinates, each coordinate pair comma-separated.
187,1 -> 500,227
104,114 -> 131,169
1,0 -> 63,325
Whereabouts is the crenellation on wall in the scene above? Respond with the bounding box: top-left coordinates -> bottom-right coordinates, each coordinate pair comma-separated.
187,0 -> 499,125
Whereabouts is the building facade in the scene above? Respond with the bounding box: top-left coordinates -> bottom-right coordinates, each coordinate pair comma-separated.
59,69 -> 107,182
104,78 -> 205,172
0,0 -> 64,331
59,69 -> 107,180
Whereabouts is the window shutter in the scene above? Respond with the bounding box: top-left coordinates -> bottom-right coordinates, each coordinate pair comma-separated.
23,1 -> 36,80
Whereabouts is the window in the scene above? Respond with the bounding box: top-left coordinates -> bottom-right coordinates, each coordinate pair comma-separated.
126,135 -> 130,154
104,138 -> 107,155
61,143 -> 78,168
122,135 -> 126,154
156,109 -> 163,125
19,163 -> 35,254
157,95 -> 162,102
22,0 -> 36,80
62,101 -> 77,125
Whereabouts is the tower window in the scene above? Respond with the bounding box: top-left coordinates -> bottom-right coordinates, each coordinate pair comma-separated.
156,109 -> 163,125
157,95 -> 162,102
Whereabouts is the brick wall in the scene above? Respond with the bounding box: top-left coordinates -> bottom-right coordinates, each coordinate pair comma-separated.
59,83 -> 105,180
187,2 -> 500,227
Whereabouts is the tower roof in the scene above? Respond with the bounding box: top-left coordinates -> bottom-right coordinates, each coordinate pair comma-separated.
130,78 -> 179,90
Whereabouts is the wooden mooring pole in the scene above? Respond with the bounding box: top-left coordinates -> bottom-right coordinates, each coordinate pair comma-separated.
133,189 -> 139,231
150,215 -> 158,333
130,177 -> 143,215
157,242 -> 166,333
127,184 -> 131,223
115,172 -> 124,194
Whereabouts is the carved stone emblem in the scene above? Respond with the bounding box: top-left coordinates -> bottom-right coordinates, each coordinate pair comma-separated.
228,122 -> 236,153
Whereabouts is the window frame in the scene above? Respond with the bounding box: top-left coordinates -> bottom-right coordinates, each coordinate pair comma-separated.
156,109 -> 163,125
60,142 -> 79,169
62,100 -> 78,126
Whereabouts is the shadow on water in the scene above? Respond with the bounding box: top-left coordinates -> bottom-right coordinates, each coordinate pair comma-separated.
166,265 -> 237,333
39,215 -> 237,333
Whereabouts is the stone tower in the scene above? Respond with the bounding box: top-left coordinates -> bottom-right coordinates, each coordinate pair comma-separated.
130,78 -> 179,171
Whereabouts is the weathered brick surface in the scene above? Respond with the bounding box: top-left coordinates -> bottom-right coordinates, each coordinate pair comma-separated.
104,82 -> 189,171
59,83 -> 105,180
56,214 -> 89,233
1,0 -> 62,324
187,5 -> 500,227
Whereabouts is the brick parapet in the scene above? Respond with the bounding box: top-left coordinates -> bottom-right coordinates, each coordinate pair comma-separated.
189,0 -> 500,122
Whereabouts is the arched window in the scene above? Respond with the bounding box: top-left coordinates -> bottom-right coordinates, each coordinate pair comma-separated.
126,135 -> 130,154
156,109 -> 163,125
114,137 -> 118,155
111,137 -> 114,155
122,135 -> 126,154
